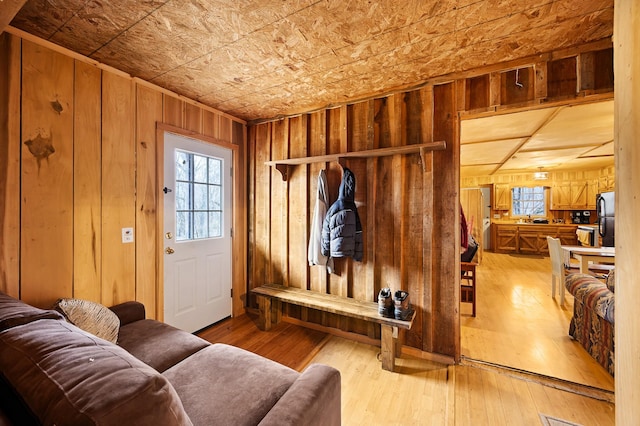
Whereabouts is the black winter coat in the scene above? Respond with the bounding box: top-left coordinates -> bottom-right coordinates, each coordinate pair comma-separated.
321,167 -> 363,261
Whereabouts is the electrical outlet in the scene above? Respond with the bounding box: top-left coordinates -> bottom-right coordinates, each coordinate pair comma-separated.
122,227 -> 134,243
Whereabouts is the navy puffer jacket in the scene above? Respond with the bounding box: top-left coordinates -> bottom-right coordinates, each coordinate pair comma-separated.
321,167 -> 363,261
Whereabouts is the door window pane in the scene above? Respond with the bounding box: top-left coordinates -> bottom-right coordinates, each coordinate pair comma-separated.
209,212 -> 222,238
193,212 -> 207,239
176,182 -> 191,210
176,151 -> 191,181
209,158 -> 221,184
194,155 -> 208,183
175,150 -> 224,241
194,183 -> 208,210
176,211 -> 190,241
209,185 -> 221,210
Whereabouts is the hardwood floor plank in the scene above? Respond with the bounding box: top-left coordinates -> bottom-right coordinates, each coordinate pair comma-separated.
197,299 -> 613,425
461,252 -> 614,391
197,313 -> 328,371
198,272 -> 615,426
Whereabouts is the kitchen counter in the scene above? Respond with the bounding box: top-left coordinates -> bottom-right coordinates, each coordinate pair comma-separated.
492,223 -> 579,254
492,221 -> 583,227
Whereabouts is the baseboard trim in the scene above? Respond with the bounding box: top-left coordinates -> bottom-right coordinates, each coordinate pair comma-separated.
460,356 -> 615,403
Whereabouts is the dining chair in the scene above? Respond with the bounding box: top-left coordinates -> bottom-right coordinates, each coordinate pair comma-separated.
546,236 -> 613,306
546,236 -> 569,305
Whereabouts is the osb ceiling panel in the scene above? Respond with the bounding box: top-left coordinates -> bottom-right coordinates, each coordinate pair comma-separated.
11,0 -> 614,121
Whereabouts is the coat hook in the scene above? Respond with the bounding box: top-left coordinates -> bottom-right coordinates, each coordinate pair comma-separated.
515,69 -> 523,88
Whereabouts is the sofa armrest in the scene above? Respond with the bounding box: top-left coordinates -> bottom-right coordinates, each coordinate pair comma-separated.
109,301 -> 146,326
565,273 -> 615,323
258,364 -> 341,426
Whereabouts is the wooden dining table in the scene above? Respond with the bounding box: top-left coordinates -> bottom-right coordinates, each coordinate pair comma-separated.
560,245 -> 615,273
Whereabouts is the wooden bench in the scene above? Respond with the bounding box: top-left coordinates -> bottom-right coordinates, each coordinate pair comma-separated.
251,283 -> 416,372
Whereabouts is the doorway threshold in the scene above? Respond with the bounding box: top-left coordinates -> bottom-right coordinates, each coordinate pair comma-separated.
460,355 -> 614,404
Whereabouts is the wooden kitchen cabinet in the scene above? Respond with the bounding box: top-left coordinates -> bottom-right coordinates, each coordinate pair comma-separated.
570,182 -> 588,207
586,180 -> 598,209
598,175 -> 615,193
517,228 -> 540,254
493,184 -> 511,210
494,224 -> 518,252
493,224 -> 578,254
550,180 -> 598,210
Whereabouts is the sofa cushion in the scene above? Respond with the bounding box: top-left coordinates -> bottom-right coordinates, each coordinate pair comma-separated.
0,291 -> 64,331
163,344 -> 299,426
258,364 -> 342,426
54,298 -> 120,343
117,319 -> 210,373
0,319 -> 192,425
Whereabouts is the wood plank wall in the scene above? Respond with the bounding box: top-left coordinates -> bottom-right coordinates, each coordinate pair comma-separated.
247,41 -> 614,359
248,85 -> 460,357
614,0 -> 639,422
0,32 -> 247,318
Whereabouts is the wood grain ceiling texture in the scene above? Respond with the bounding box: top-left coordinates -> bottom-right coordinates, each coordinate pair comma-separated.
460,100 -> 614,175
11,0 -> 613,121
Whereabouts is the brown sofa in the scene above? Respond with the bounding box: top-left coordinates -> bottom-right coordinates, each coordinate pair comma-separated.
0,292 -> 341,425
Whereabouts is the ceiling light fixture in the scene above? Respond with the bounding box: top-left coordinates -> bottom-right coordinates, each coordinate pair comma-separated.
533,167 -> 548,180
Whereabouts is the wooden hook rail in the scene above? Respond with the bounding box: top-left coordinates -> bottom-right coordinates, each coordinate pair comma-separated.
265,140 -> 446,181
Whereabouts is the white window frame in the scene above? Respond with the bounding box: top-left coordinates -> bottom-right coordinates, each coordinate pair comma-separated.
511,186 -> 547,217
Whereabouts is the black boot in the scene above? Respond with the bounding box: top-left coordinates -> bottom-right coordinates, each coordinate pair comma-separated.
394,290 -> 413,321
378,288 -> 393,318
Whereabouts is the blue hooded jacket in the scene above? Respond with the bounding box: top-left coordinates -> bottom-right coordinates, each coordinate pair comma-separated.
321,167 -> 363,261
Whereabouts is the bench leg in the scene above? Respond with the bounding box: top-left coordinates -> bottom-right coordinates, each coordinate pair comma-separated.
256,295 -> 272,331
381,325 -> 399,372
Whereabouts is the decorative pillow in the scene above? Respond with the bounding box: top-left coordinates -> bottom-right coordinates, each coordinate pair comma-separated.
53,298 -> 120,343
606,269 -> 615,293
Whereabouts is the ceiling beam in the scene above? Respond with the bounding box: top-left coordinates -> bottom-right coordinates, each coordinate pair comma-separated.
489,107 -> 565,175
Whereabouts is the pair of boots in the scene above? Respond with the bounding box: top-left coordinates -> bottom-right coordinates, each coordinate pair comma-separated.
377,288 -> 412,321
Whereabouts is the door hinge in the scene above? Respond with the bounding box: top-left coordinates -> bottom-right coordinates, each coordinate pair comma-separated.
230,167 -> 233,177
230,288 -> 233,298
230,227 -> 233,238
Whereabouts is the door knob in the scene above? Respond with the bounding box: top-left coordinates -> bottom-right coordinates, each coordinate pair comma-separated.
165,247 -> 175,254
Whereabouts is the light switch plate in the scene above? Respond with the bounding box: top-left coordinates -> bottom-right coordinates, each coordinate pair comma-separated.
122,227 -> 134,243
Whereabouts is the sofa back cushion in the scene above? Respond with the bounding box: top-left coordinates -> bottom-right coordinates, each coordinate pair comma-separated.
0,291 -> 64,331
0,319 -> 192,425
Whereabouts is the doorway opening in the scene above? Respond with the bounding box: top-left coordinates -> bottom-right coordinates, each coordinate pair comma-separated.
458,101 -> 615,391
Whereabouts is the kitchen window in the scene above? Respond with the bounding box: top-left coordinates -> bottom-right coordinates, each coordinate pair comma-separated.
512,186 -> 546,217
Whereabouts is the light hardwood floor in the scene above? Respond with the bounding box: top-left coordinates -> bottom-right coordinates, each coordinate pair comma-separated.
199,277 -> 615,426
461,251 -> 614,392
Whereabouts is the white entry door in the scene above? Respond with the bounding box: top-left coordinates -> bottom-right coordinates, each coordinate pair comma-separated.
163,132 -> 232,333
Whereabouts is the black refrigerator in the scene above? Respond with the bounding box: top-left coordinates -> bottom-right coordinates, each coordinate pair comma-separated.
597,191 -> 615,247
